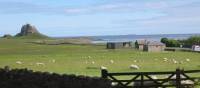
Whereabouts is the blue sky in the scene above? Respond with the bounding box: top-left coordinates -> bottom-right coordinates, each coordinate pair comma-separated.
0,0 -> 200,37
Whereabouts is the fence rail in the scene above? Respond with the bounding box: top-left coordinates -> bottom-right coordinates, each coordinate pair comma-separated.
101,69 -> 200,88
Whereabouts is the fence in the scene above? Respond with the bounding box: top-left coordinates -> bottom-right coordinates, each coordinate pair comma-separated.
101,69 -> 200,88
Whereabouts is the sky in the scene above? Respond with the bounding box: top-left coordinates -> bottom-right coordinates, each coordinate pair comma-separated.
0,0 -> 200,37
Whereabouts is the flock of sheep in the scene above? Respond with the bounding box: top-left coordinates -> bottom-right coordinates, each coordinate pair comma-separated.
15,55 -> 191,72
84,56 -> 191,70
15,59 -> 56,66
14,56 -> 194,87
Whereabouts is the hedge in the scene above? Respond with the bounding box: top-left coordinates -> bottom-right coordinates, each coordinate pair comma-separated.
0,67 -> 111,88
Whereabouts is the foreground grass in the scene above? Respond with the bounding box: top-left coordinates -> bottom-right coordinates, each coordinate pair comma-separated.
0,39 -> 200,77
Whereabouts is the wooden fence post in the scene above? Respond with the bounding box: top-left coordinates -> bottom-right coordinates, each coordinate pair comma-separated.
176,68 -> 181,88
101,69 -> 108,79
141,74 -> 144,88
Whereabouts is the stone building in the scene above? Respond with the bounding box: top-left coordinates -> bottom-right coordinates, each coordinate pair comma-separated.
136,40 -> 166,52
107,42 -> 132,49
144,41 -> 166,52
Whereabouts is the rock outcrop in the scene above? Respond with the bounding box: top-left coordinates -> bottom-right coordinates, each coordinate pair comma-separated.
16,24 -> 39,36
15,24 -> 48,39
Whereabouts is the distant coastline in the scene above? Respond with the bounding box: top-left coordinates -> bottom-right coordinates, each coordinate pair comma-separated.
54,33 -> 200,43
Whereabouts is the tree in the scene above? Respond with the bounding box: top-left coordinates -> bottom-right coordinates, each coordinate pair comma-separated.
184,36 -> 200,47
161,38 -> 168,44
135,40 -> 139,49
160,37 -> 180,47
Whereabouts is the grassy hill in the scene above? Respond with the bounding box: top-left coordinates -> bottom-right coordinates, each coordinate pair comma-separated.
15,33 -> 49,39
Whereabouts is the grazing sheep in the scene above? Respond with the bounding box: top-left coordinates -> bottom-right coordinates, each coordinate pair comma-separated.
36,62 -> 45,66
16,61 -> 22,64
110,60 -> 114,64
172,59 -> 178,64
130,64 -> 140,70
111,82 -> 118,86
52,59 -> 56,63
100,66 -> 107,70
186,59 -> 190,62
92,61 -> 95,64
134,60 -> 137,63
163,58 -> 168,62
88,56 -> 92,59
133,75 -> 158,88
170,75 -> 194,88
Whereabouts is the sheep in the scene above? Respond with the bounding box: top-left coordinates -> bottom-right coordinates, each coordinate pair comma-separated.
52,59 -> 56,63
130,64 -> 140,70
16,61 -> 22,64
172,59 -> 178,64
110,60 -> 114,64
163,58 -> 168,62
100,66 -> 107,70
111,82 -> 118,86
151,75 -> 158,79
170,75 -> 194,88
36,62 -> 45,66
133,75 -> 158,88
186,59 -> 190,62
88,56 -> 92,59
134,60 -> 137,63
92,61 -> 95,64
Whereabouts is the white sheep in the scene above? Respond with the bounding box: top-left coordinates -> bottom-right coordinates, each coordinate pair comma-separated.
111,82 -> 118,86
170,75 -> 194,87
92,61 -> 95,64
36,62 -> 45,66
16,61 -> 22,64
134,60 -> 137,63
134,75 -> 158,87
151,75 -> 158,79
172,59 -> 178,64
181,80 -> 194,85
100,66 -> 107,70
186,59 -> 190,62
163,58 -> 168,62
52,59 -> 56,63
110,60 -> 114,64
88,56 -> 92,59
130,64 -> 140,70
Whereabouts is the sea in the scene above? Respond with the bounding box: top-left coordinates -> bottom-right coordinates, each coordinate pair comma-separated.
91,34 -> 200,43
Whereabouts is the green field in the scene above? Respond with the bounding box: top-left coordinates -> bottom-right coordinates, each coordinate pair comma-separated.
0,39 -> 200,77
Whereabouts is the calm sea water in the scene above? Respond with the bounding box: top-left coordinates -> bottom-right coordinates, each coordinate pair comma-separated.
92,34 -> 200,43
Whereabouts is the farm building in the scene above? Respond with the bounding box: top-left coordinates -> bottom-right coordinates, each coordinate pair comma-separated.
135,40 -> 147,50
192,45 -> 200,52
136,40 -> 166,52
107,42 -> 132,49
144,41 -> 166,52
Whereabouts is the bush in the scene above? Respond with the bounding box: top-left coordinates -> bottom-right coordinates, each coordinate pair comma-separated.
161,38 -> 180,47
184,36 -> 200,47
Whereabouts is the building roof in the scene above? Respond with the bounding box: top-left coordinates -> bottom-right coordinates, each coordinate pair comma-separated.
137,40 -> 147,45
147,41 -> 165,46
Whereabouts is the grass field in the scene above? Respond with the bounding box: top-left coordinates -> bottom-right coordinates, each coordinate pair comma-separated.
0,39 -> 200,77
